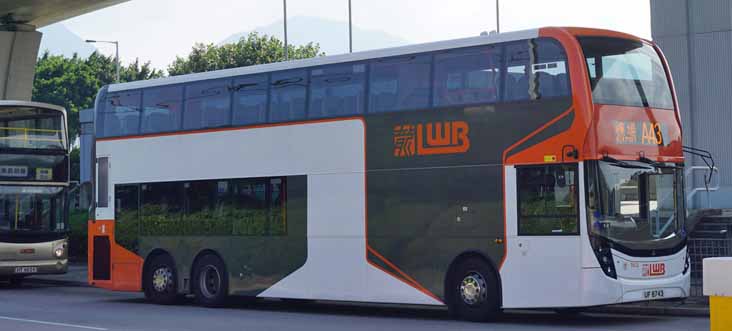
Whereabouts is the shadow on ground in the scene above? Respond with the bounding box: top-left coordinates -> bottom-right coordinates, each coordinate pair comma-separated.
102,294 -> 671,328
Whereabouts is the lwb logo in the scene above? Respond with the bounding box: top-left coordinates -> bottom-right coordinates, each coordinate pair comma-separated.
642,263 -> 666,277
393,121 -> 470,157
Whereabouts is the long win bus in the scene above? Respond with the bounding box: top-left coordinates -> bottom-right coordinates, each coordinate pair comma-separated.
86,27 -> 688,321
0,101 -> 70,285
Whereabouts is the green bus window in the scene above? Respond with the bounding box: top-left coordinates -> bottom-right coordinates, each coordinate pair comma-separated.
140,182 -> 184,236
517,164 -> 579,235
229,177 -> 286,236
114,184 -> 140,253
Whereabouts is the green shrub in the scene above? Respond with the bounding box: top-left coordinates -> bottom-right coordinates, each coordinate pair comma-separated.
68,209 -> 89,259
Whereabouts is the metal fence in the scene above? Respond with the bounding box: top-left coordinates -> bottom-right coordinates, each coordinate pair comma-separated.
688,237 -> 732,297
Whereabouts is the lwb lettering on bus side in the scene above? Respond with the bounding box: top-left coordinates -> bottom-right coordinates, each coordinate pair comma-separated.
393,121 -> 470,157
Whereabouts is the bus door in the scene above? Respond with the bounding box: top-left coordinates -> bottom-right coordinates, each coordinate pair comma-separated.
501,163 -> 583,308
92,156 -> 112,281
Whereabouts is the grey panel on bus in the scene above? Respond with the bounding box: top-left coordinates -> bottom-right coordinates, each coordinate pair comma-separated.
80,108 -> 95,184
97,157 -> 108,208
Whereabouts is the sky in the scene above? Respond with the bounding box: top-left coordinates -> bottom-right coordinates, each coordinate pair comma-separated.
54,0 -> 651,70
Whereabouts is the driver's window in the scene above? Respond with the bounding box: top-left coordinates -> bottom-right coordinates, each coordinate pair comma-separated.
517,164 -> 579,235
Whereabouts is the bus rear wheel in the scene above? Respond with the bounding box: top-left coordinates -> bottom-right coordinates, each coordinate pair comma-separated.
192,254 -> 229,307
143,254 -> 179,305
446,257 -> 500,322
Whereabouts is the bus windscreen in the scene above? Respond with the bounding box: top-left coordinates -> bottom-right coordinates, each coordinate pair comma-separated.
0,186 -> 67,233
0,107 -> 66,150
579,37 -> 674,110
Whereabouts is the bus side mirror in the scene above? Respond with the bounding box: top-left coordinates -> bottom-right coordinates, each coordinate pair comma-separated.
556,172 -> 567,188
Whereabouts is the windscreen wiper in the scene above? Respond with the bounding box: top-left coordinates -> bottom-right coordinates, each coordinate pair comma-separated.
637,156 -> 676,169
602,155 -> 652,169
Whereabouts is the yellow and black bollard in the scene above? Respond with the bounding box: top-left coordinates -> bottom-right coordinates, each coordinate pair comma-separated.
704,257 -> 732,331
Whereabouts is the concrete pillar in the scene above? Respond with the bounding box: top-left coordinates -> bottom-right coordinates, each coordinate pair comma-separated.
0,25 -> 42,101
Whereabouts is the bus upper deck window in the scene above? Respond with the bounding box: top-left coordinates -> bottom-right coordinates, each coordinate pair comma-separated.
433,46 -> 502,107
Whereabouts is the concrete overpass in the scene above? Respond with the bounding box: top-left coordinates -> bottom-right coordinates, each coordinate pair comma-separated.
0,0 -> 128,100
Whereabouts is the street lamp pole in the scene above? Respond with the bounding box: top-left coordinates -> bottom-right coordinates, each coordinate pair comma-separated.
496,0 -> 500,34
86,39 -> 120,82
283,0 -> 289,60
348,0 -> 353,53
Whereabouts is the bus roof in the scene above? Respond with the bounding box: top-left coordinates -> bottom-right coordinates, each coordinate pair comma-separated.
0,100 -> 67,116
106,26 -> 650,94
108,28 -> 539,93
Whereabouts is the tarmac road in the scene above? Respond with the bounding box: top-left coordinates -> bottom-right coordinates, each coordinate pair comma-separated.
0,280 -> 710,331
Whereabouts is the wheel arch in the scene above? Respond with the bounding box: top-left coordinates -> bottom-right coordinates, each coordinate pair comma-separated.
445,251 -> 503,307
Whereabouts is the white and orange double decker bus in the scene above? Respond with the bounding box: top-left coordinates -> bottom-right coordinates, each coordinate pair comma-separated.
86,27 -> 688,321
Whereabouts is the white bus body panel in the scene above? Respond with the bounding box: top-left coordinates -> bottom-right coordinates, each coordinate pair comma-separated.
500,165 -> 583,308
96,119 -> 441,306
500,164 -> 689,308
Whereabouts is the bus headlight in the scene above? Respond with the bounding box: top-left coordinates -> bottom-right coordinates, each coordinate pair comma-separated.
595,247 -> 617,279
683,253 -> 690,275
53,244 -> 65,258
591,236 -> 617,279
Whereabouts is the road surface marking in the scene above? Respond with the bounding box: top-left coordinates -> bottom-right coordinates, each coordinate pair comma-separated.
0,315 -> 108,330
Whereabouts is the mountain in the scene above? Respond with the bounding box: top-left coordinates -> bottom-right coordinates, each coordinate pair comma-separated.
220,16 -> 408,56
38,24 -> 97,58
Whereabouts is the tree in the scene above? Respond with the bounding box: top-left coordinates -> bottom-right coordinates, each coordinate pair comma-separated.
168,32 -> 324,76
32,51 -> 163,140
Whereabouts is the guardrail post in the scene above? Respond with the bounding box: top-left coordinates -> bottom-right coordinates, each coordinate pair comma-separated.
704,257 -> 732,330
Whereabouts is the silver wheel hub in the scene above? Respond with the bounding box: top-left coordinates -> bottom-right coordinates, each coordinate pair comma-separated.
460,272 -> 488,306
199,265 -> 222,298
152,267 -> 173,293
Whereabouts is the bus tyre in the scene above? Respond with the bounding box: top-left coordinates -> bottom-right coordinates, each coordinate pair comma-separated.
446,258 -> 500,322
192,254 -> 229,308
144,254 -> 179,305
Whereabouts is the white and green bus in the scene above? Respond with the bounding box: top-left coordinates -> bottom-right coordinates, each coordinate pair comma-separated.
87,27 -> 689,321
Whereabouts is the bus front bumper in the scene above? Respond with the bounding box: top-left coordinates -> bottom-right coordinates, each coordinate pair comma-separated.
619,269 -> 690,303
0,259 -> 68,276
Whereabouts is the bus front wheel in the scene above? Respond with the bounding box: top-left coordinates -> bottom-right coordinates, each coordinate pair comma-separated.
143,254 -> 179,305
446,257 -> 500,322
192,254 -> 229,307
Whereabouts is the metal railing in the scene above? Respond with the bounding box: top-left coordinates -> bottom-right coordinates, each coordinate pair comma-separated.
0,127 -> 64,149
689,237 -> 731,296
686,165 -> 720,211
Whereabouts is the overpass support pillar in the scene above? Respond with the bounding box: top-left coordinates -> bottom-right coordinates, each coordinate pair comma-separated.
0,24 -> 42,101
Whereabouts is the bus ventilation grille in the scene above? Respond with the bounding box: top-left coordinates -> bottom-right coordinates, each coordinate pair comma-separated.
92,236 -> 111,280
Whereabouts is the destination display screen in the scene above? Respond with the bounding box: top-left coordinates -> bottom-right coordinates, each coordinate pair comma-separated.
0,154 -> 68,182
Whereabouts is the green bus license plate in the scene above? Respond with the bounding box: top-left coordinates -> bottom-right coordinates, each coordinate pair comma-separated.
643,289 -> 664,299
14,267 -> 37,274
